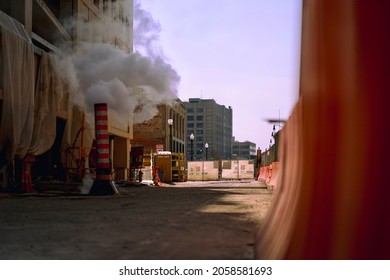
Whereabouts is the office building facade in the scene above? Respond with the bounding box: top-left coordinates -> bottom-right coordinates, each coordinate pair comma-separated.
184,98 -> 233,160
232,138 -> 257,159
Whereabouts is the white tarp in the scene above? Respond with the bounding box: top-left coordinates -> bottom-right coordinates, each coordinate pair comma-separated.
0,25 -> 35,160
0,13 -> 68,161
29,52 -> 64,155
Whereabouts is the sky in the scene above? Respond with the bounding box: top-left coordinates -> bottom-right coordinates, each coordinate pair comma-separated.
137,0 -> 302,151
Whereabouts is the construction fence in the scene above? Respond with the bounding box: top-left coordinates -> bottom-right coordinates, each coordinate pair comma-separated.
187,159 -> 255,181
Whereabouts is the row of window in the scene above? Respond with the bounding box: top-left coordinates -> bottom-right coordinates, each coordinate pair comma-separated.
233,146 -> 255,150
187,123 -> 204,128
187,108 -> 204,113
187,116 -> 203,121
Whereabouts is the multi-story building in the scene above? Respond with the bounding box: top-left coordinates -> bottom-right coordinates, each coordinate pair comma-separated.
184,98 -> 233,160
0,0 -> 133,189
232,138 -> 257,160
131,99 -> 186,154
130,100 -> 186,182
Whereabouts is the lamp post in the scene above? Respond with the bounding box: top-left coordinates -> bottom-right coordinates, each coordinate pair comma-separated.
205,143 -> 209,160
190,133 -> 194,161
168,118 -> 173,152
267,148 -> 270,166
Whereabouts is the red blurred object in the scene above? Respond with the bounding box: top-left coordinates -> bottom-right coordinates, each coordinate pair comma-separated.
256,0 -> 390,259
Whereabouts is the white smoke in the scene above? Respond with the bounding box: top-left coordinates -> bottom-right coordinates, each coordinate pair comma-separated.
133,0 -> 163,57
80,173 -> 93,194
54,0 -> 180,124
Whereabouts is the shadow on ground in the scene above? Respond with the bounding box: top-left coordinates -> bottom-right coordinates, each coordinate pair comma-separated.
0,181 -> 273,260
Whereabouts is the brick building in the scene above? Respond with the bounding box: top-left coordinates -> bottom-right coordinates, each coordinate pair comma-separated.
131,99 -> 186,154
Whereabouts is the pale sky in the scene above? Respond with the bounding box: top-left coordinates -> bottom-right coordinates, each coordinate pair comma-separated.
138,0 -> 302,151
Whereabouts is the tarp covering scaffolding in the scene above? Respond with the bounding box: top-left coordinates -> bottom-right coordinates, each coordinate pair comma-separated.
0,11 -> 70,163
29,52 -> 63,155
0,22 -> 35,160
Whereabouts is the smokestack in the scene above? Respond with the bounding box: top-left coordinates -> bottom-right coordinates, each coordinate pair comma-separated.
89,103 -> 119,195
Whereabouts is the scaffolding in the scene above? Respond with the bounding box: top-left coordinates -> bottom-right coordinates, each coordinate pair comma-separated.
64,113 -> 96,182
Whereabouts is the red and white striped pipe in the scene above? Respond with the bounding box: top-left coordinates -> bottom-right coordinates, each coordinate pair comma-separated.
94,103 -> 111,181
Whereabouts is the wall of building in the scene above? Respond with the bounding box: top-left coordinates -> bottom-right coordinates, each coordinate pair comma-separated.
132,105 -> 166,152
185,98 -> 233,160
169,100 -> 186,153
232,139 -> 257,159
132,100 -> 186,156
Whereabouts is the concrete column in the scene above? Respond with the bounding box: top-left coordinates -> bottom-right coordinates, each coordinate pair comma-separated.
113,137 -> 130,180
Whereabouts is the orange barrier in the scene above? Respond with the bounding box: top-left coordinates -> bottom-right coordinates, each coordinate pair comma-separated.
256,0 -> 390,259
259,166 -> 269,181
259,167 -> 265,179
153,166 -> 162,186
256,100 -> 303,259
256,166 -> 263,180
267,162 -> 279,189
21,154 -> 35,192
265,166 -> 272,184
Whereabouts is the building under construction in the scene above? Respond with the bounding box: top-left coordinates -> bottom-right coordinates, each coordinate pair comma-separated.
0,0 -> 134,192
131,101 -> 187,182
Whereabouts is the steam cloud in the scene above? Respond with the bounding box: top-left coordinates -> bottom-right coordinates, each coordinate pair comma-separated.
55,0 -> 180,124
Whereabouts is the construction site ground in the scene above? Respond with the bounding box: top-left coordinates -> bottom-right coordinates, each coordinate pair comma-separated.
0,179 -> 273,260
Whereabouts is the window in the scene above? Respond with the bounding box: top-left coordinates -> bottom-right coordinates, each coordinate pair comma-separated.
197,123 -> 203,128
197,108 -> 204,113
187,108 -> 194,113
187,116 -> 194,121
196,116 -> 203,121
188,123 -> 194,128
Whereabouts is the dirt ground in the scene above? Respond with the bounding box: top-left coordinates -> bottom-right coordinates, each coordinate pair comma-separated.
0,179 -> 273,260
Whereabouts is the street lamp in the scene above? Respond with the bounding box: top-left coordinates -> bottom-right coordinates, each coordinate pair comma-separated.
205,143 -> 209,160
271,124 -> 283,161
190,133 -> 194,161
168,118 -> 173,152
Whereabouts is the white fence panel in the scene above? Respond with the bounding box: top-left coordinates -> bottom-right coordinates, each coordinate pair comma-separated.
188,161 -> 219,181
